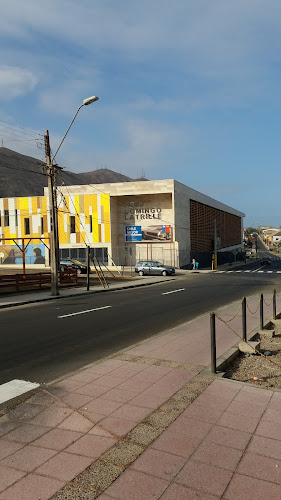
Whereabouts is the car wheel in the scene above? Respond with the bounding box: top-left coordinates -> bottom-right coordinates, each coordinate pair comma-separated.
162,270 -> 167,276
139,270 -> 144,276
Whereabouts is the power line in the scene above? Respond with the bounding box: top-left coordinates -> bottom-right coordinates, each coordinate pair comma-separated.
57,169 -> 190,233
0,119 -> 40,138
0,159 -> 47,177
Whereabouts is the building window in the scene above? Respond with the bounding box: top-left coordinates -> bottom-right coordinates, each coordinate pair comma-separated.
4,210 -> 9,227
41,217 -> 44,235
89,215 -> 93,233
15,209 -> 18,227
70,216 -> 76,233
24,218 -> 30,235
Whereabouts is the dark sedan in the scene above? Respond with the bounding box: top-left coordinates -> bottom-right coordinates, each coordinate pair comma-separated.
60,259 -> 89,274
260,257 -> 272,266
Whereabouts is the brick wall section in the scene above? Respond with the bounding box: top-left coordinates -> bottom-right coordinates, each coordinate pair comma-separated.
190,199 -> 241,251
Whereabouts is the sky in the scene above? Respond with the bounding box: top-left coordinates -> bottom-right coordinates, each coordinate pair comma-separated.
0,0 -> 281,228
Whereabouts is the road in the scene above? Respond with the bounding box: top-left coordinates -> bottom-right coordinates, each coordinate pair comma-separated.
1,262 -> 281,386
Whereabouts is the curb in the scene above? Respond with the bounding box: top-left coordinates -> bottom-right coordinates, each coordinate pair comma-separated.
0,277 -> 176,310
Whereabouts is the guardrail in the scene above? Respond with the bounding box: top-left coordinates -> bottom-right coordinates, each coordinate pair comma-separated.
0,270 -> 77,293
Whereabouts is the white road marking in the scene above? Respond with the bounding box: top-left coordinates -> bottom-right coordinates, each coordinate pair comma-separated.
267,271 -> 273,273
162,288 -> 185,295
245,270 -> 251,272
58,305 -> 112,319
0,379 -> 40,405
277,271 -> 281,274
253,266 -> 265,272
257,271 -> 264,273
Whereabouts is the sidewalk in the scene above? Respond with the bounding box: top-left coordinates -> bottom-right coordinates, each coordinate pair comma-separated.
0,274 -> 177,309
0,284 -> 281,498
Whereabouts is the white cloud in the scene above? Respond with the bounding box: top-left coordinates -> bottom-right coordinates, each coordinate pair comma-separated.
0,66 -> 38,101
59,118 -> 186,178
1,1 -> 281,110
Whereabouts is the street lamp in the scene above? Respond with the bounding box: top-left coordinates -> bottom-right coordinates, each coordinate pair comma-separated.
45,95 -> 99,296
52,96 -> 99,163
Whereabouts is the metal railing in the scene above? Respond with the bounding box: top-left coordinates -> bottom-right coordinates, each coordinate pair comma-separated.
0,269 -> 77,293
210,289 -> 278,374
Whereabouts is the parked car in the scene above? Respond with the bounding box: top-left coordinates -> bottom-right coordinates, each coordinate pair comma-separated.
60,259 -> 89,274
260,257 -> 272,266
135,261 -> 175,276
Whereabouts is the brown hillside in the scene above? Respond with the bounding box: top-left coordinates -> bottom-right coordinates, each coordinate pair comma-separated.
0,148 -> 146,197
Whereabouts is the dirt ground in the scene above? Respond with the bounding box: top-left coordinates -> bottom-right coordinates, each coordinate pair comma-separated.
225,333 -> 281,389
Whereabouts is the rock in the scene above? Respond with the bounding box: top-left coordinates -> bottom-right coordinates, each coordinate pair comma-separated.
238,341 -> 260,355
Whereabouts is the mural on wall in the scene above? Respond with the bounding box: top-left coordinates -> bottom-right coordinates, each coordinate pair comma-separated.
0,245 -> 22,264
31,246 -> 45,264
0,244 -> 46,265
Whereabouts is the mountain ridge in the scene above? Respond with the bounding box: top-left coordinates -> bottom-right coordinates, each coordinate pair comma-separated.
0,148 -> 147,198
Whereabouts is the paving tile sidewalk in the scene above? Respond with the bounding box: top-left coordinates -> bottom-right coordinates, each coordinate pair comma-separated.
101,380 -> 281,500
0,291 -> 280,499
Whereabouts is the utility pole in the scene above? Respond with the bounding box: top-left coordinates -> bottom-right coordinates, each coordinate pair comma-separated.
45,130 -> 59,296
256,233 -> 258,259
213,218 -> 217,270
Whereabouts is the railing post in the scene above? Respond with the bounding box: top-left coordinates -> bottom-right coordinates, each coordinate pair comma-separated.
210,313 -> 217,374
87,245 -> 90,291
273,289 -> 277,320
242,297 -> 247,342
260,293 -> 264,330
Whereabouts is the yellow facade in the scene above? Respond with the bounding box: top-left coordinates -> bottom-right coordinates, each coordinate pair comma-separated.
0,193 -> 111,246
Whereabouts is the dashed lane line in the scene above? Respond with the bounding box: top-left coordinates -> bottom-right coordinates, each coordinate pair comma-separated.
58,305 -> 112,319
162,288 -> 185,295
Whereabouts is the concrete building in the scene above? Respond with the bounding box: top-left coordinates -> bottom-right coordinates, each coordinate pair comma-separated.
48,179 -> 244,268
0,179 -> 244,269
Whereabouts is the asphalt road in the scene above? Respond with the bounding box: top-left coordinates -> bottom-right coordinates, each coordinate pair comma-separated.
1,264 -> 281,386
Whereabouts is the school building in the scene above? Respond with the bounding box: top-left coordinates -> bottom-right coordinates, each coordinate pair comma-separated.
0,179 -> 244,268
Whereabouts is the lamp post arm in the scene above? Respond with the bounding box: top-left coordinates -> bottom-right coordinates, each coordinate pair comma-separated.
52,103 -> 83,163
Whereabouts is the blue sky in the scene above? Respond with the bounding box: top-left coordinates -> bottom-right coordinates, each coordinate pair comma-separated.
0,0 -> 281,227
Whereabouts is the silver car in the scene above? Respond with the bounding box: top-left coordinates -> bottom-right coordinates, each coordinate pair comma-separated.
135,261 -> 175,276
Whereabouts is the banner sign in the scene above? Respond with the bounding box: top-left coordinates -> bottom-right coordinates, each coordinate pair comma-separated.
142,225 -> 171,241
125,225 -> 171,242
125,226 -> 142,242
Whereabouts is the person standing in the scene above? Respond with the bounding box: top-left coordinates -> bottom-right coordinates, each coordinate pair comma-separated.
195,261 -> 199,270
191,258 -> 196,270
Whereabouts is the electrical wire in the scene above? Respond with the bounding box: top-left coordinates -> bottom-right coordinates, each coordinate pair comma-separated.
57,169 -> 189,233
0,160 -> 47,177
0,119 -> 40,137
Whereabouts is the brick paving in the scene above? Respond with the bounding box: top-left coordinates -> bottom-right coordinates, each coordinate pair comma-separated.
0,292 -> 281,498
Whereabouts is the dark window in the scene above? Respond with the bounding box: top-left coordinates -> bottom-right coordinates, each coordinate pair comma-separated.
70,248 -> 78,259
4,210 -> 9,227
15,209 -> 18,227
41,217 -> 44,235
89,215 -> 93,233
24,218 -> 30,235
70,216 -> 76,233
59,247 -> 108,265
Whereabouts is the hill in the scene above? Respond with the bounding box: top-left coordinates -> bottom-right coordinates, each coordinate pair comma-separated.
0,148 -> 145,198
